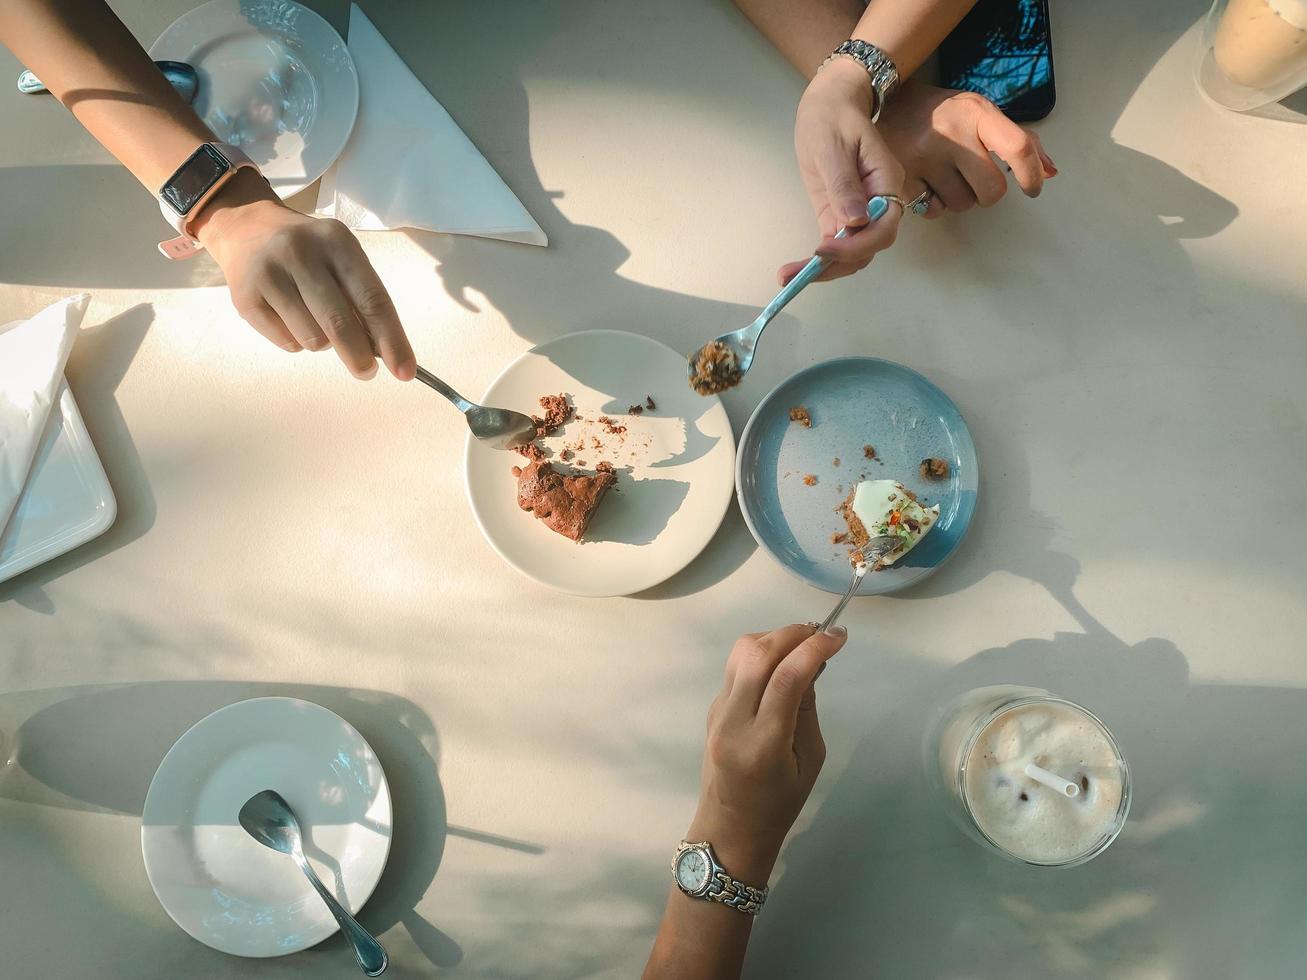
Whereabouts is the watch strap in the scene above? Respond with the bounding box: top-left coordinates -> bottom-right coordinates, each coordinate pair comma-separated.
706,869 -> 769,915
822,39 -> 901,123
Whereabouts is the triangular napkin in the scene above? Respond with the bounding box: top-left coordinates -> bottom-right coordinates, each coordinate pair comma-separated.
315,4 -> 547,246
0,293 -> 89,540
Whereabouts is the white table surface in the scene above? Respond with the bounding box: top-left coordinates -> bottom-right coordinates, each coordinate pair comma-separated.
3,1 -> 1306,977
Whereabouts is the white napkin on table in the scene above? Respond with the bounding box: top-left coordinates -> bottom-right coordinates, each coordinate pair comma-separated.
0,293 -> 89,542
315,4 -> 547,247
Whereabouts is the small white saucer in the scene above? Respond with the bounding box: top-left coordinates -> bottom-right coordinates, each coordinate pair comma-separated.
141,697 -> 391,958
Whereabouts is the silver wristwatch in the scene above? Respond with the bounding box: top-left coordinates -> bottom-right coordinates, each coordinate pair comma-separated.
671,841 -> 769,916
821,38 -> 901,123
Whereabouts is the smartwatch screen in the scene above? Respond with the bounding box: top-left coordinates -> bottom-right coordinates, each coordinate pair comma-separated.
161,144 -> 231,216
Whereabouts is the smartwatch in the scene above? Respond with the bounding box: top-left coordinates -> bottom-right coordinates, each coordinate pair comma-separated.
156,142 -> 262,260
671,840 -> 769,916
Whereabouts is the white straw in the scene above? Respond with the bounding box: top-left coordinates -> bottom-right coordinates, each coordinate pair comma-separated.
1025,763 -> 1080,798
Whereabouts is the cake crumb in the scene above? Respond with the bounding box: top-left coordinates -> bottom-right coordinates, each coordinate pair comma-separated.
511,466 -> 522,478
789,406 -> 812,428
560,449 -> 574,462
831,531 -> 849,545
803,474 -> 817,486
628,404 -> 644,415
690,342 -> 742,395
863,445 -> 876,459
832,457 -> 841,467
645,395 -> 656,410
921,457 -> 950,480
598,415 -> 627,436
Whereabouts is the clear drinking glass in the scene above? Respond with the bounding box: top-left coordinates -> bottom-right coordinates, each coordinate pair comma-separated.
1196,0 -> 1307,113
925,685 -> 1131,868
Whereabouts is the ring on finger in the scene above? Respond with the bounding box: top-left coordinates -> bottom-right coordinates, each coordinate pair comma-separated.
907,189 -> 934,217
875,194 -> 906,211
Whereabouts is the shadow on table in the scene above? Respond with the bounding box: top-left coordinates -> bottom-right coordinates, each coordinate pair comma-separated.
0,304 -> 158,613
746,576 -> 1307,978
0,680 -> 519,973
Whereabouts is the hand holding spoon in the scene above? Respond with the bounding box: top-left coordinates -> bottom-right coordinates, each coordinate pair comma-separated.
687,196 -> 896,395
415,364 -> 537,450
239,790 -> 388,976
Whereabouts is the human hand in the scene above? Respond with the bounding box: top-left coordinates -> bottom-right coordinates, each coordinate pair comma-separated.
782,58 -> 906,286
194,170 -> 416,380
686,624 -> 848,883
876,80 -> 1057,219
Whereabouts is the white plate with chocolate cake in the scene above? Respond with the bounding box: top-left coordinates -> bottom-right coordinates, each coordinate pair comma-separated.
465,330 -> 736,597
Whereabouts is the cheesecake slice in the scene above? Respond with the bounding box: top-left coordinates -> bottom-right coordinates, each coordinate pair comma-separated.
515,460 -> 616,542
839,479 -> 940,568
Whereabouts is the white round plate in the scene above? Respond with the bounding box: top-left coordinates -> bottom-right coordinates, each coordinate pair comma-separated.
141,697 -> 391,958
465,330 -> 736,597
150,0 -> 359,198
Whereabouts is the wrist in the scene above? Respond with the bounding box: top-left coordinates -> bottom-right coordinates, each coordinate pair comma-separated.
685,808 -> 782,886
808,57 -> 876,116
191,167 -> 282,247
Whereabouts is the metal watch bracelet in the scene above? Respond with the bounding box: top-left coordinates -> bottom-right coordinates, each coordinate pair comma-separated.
820,38 -> 901,123
706,869 -> 769,916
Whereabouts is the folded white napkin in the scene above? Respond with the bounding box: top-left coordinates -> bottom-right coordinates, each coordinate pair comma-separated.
315,4 -> 547,247
0,293 -> 89,541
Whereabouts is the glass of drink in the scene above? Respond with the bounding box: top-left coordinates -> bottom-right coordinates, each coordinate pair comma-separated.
925,686 -> 1131,868
1197,0 -> 1307,112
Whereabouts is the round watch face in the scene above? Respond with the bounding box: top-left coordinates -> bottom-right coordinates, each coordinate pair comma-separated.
675,847 -> 712,894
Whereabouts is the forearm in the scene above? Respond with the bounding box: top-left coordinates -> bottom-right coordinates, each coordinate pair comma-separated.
0,0 -> 212,192
644,889 -> 753,980
734,0 -> 976,80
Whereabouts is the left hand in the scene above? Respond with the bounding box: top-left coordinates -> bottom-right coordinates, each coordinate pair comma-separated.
784,57 -> 907,286
876,79 -> 1057,219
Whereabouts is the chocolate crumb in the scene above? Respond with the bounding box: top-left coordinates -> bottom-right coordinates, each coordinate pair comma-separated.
628,404 -> 644,415
789,406 -> 812,428
645,395 -> 656,411
920,457 -> 950,480
803,474 -> 817,486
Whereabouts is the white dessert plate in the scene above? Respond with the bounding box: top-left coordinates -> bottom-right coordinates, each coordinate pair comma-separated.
141,697 -> 391,958
465,330 -> 736,597
150,0 -> 359,198
0,379 -> 116,586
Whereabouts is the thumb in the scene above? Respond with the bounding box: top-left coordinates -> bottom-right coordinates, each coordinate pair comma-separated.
816,149 -> 871,229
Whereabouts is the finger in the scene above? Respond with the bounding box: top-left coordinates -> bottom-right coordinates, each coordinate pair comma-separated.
725,624 -> 820,718
297,268 -> 380,380
237,300 -> 301,352
329,232 -> 416,381
793,682 -> 827,784
815,185 -> 901,265
923,167 -> 977,215
265,284 -> 335,358
1031,132 -> 1058,177
757,627 -> 848,733
777,257 -> 868,285
976,107 -> 1044,198
902,177 -> 947,220
814,149 -> 871,231
953,143 -> 1008,208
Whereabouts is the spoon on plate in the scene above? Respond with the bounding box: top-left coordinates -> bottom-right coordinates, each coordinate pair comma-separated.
17,60 -> 199,104
818,535 -> 902,631
415,365 -> 537,450
239,790 -> 388,977
687,195 -> 895,395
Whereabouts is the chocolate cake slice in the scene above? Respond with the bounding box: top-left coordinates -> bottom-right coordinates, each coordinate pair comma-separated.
515,460 -> 616,542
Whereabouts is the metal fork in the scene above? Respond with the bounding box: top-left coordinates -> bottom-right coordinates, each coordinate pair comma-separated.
818,535 -> 901,631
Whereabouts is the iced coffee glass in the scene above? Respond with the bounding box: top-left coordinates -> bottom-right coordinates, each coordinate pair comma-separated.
926,686 -> 1131,868
1198,0 -> 1307,112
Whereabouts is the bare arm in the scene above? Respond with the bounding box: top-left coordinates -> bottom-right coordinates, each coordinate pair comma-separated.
0,0 -> 416,381
644,626 -> 848,979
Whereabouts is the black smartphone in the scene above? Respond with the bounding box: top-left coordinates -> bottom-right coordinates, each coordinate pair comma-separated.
937,0 -> 1056,122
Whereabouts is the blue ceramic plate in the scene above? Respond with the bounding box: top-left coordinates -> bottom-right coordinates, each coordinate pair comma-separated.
736,357 -> 978,596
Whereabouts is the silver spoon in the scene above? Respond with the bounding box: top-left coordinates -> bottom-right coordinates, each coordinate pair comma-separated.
819,535 -> 902,631
415,364 -> 537,450
17,60 -> 199,104
239,790 -> 388,977
687,195 -> 895,395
